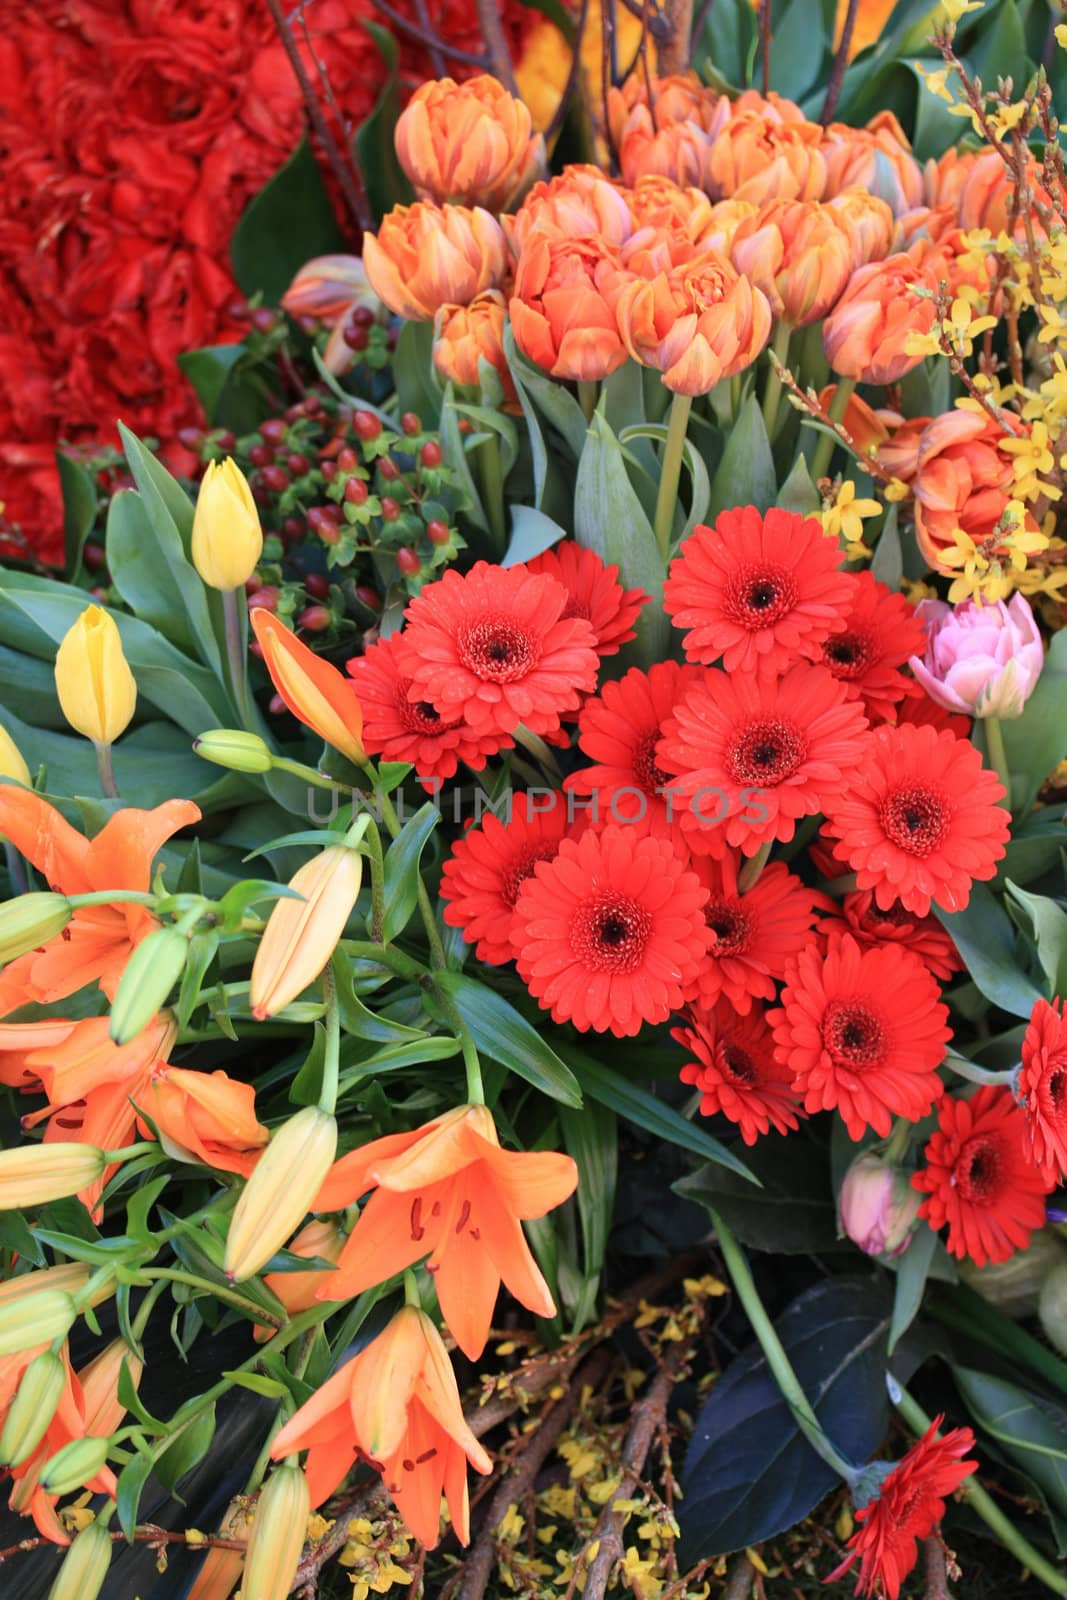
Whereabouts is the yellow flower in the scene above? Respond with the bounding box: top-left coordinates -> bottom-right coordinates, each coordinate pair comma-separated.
54,605 -> 137,745
820,480 -> 881,560
191,457 -> 263,590
1000,421 -> 1058,501
0,724 -> 30,787
1057,22 -> 1067,48
941,0 -> 983,23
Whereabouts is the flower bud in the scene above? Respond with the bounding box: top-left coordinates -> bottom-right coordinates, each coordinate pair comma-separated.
184,1498 -> 249,1600
909,594 -> 1044,721
0,1142 -> 106,1211
281,253 -> 382,323
250,845 -> 364,1020
39,1434 -> 112,1496
193,729 -> 274,774
241,1463 -> 310,1600
191,458 -> 263,591
364,202 -> 509,323
46,1518 -> 112,1600
395,74 -> 544,211
0,1289 -> 77,1357
55,606 -> 137,745
250,610 -> 365,768
109,928 -> 189,1045
0,1262 -> 90,1307
0,892 -> 72,964
0,1349 -> 67,1466
839,1151 -> 921,1258
225,1107 -> 338,1282
0,724 -> 31,787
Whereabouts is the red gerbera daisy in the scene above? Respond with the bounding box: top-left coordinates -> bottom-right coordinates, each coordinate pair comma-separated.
656,663 -> 870,858
440,792 -> 573,966
818,571 -> 924,724
565,661 -> 700,834
1018,998 -> 1067,1182
827,1419 -> 977,1600
770,934 -> 949,1140
395,562 -> 600,740
685,853 -> 819,1012
838,889 -> 963,984
347,634 -> 507,784
512,824 -> 709,1036
822,723 -> 1009,917
894,685 -> 972,740
913,1086 -> 1052,1265
663,505 -> 852,674
673,1000 -> 802,1144
526,542 -> 648,656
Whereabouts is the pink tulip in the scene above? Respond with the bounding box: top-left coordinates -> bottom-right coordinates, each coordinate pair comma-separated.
839,1151 -> 921,1258
909,594 -> 1043,719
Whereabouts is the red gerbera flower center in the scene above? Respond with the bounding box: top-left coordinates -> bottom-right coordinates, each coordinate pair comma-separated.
955,1134 -> 1002,1205
503,848 -> 559,909
725,565 -> 798,630
705,900 -> 751,955
728,718 -> 806,786
571,892 -> 652,973
878,785 -> 951,857
822,630 -> 871,680
633,730 -> 669,794
867,900 -> 915,929
459,617 -> 537,682
716,1039 -> 759,1085
1048,1067 -> 1067,1110
821,1000 -> 886,1069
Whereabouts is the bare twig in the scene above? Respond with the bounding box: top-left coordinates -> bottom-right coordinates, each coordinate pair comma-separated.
412,0 -> 448,77
723,1552 -> 757,1600
545,0 -> 594,144
474,0 -> 519,93
923,1537 -> 953,1600
658,0 -> 694,75
367,0 -> 488,65
0,1524 -> 248,1567
692,0 -> 715,49
821,0 -> 859,124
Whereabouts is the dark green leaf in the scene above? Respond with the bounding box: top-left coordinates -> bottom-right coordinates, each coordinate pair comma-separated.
1002,628 -> 1067,813
707,395 -> 776,521
675,1134 -> 835,1251
57,452 -> 99,582
382,802 -> 439,942
432,973 -> 583,1106
561,1101 -> 617,1331
116,1449 -> 155,1541
231,138 -> 347,304
1004,880 -> 1067,998
936,883 -> 1044,1018
954,1365 -> 1067,1520
155,1405 -> 217,1493
355,24 -> 417,223
503,505 -> 567,567
888,1221 -> 939,1355
177,345 -> 248,421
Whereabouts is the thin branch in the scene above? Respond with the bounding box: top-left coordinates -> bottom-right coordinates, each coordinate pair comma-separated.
821,0 -> 859,124
367,0 -> 489,67
923,1538 -> 954,1600
692,0 -> 715,48
723,1553 -> 757,1600
412,0 -> 448,78
0,1524 -> 248,1567
546,0 -> 594,144
658,0 -> 694,75
475,0 -> 520,93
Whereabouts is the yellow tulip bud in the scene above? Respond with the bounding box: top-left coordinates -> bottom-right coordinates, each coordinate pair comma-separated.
0,1289 -> 77,1357
192,458 -> 263,590
0,892 -> 72,963
39,1434 -> 112,1496
0,724 -> 30,787
54,605 -> 137,744
242,1464 -> 310,1600
47,1519 -> 112,1600
250,846 -> 364,1020
225,1107 -> 338,1282
0,1141 -> 106,1210
193,729 -> 274,774
0,1349 -> 67,1466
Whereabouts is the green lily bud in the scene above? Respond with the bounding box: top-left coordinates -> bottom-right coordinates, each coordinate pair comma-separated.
0,1349 -> 66,1466
0,893 -> 71,964
0,1289 -> 77,1357
39,1434 -> 112,1496
109,927 -> 189,1045
47,1517 -> 112,1600
242,1463 -> 310,1600
193,729 -> 274,774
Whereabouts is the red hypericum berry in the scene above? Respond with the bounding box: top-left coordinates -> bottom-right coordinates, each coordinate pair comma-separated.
420,441 -> 443,468
380,496 -> 401,522
457,419 -> 473,434
378,457 -> 400,482
247,585 -> 279,612
343,477 -> 369,505
396,547 -> 420,575
296,314 -> 318,336
177,427 -> 204,451
287,452 -> 311,476
82,542 -> 107,571
344,324 -> 370,352
285,402 -> 306,422
401,411 -> 421,436
386,329 -> 398,350
305,396 -> 326,419
323,502 -> 343,524
305,572 -> 330,600
251,484 -> 269,507
283,515 -> 304,540
355,584 -> 383,611
249,443 -> 275,468
337,446 -> 358,473
298,604 -> 331,631
216,430 -> 237,451
354,411 -> 382,441
252,307 -> 276,333
269,692 -> 286,715
227,299 -> 251,320
261,418 -> 287,444
261,464 -> 289,494
352,305 -> 375,328
249,640 -> 265,660
320,461 -> 337,483
426,520 -> 450,545
89,586 -> 109,601
245,575 -> 263,597
306,506 -> 331,534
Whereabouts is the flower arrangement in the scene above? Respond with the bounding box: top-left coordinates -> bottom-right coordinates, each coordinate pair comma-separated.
5,3 -> 1067,1600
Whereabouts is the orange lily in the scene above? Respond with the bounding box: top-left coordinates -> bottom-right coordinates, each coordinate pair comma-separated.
0,789 -> 199,1016
255,1218 -> 345,1342
250,610 -> 365,767
136,1065 -> 269,1177
271,1304 -> 491,1546
315,1105 -> 578,1359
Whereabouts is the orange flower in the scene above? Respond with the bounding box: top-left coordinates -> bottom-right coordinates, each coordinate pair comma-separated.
625,175 -> 717,242
923,146 -> 977,213
912,410 -> 1038,573
0,790 -> 198,1018
394,74 -> 544,211
137,1065 -> 269,1177
893,202 -> 959,250
832,0 -> 898,56
271,1305 -> 490,1545
363,202 -> 509,323
314,1104 -> 577,1359
616,117 -> 716,190
255,1218 -> 346,1341
249,845 -> 364,1020
729,200 -> 854,326
825,186 -> 895,266
707,110 -> 827,206
877,414 -> 931,484
508,165 -> 633,252
608,71 -> 726,188
281,255 -> 385,375
955,146 -> 1054,236
432,290 -> 519,409
250,609 -> 365,767
613,250 -> 772,395
815,385 -> 896,455
821,112 -> 924,215
822,251 -> 938,385
607,70 -> 717,144
510,233 -> 628,381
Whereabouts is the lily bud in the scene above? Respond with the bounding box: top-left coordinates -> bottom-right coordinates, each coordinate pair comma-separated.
0,724 -> 31,787
0,1289 -> 77,1357
242,1463 -> 310,1600
225,1107 -> 338,1282
193,729 -> 274,774
0,892 -> 72,964
250,845 -> 363,1020
839,1151 -> 921,1258
0,1349 -> 67,1466
250,610 -> 365,767
0,1142 -> 106,1210
54,606 -> 137,744
191,458 -> 263,591
184,1498 -> 250,1600
46,1518 -> 112,1600
0,1262 -> 90,1307
109,928 -> 189,1045
39,1434 -> 112,1496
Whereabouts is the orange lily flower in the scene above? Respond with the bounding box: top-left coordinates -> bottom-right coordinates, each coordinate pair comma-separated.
314,1105 -> 578,1359
255,1218 -> 346,1342
250,609 -> 365,767
136,1065 -> 269,1177
271,1304 -> 491,1546
0,788 -> 199,1017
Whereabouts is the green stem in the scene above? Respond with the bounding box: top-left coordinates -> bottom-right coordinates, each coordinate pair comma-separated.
883,1118 -> 911,1165
514,724 -> 562,780
130,1280 -> 169,1344
711,1209 -> 859,1484
143,1268 -> 285,1329
892,1382 -> 1067,1596
429,985 -> 485,1105
577,380 -> 598,422
372,776 -> 447,969
319,963 -> 340,1115
984,716 -> 1012,810
811,376 -> 857,482
67,890 -> 158,909
943,1051 -> 1018,1089
652,391 -> 693,562
357,821 -> 386,943
738,840 -> 772,893
222,586 -> 256,731
94,741 -> 119,800
271,756 -> 352,793
403,1269 -> 421,1308
100,1141 -> 158,1164
477,435 -> 507,556
761,323 -> 793,440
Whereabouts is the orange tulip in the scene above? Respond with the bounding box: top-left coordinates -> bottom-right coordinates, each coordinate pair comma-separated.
362,201 -> 509,323
433,290 -> 519,409
729,88 -> 808,124
877,414 -> 931,484
607,70 -> 719,145
893,202 -> 959,250
816,384 -> 898,456
314,1103 -> 577,1360
923,146 -> 977,212
729,199 -> 854,326
137,1064 -> 269,1177
255,1218 -> 346,1341
508,164 -> 633,252
271,1304 -> 491,1545
510,234 -> 628,381
0,790 -> 198,1018
912,410 -> 1038,573
616,116 -> 716,191
832,0 -> 898,56
250,609 -> 365,767
613,250 -> 772,395
625,175 -> 717,242
822,251 -> 938,385
821,112 -> 924,215
394,74 -> 544,211
824,186 -> 895,266
706,111 -> 827,206
608,71 -> 726,189
955,146 -> 1054,236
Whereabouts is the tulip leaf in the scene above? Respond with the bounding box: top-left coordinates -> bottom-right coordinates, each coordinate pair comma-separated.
439,384 -> 488,535
871,504 -> 904,590
776,451 -> 822,518
888,1220 -> 940,1355
936,882 -> 1045,1018
706,394 -> 776,521
57,450 -> 99,583
503,505 -> 567,567
431,972 -> 583,1107
1000,626 -> 1067,814
106,490 -> 210,665
620,424 -> 711,545
503,325 -> 588,462
769,0 -> 830,101
231,137 -> 347,304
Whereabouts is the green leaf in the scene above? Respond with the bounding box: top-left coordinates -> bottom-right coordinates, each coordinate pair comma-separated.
1002,628 -> 1067,814
333,947 -> 428,1041
155,1404 -> 217,1493
232,138 -> 347,304
337,1034 -> 461,1093
223,1370 -> 292,1400
116,1449 -> 155,1541
382,802 -> 439,942
620,424 -> 712,545
954,1365 -> 1067,1521
431,973 -> 583,1107
677,1134 -> 835,1251
769,0 -> 830,101
396,320 -> 443,431
1004,880 -> 1067,998
177,345 -> 249,422
707,395 -> 776,521
936,883 -> 1045,1018
355,24 -> 417,223
503,505 -> 567,567
560,1101 -> 617,1331
57,452 -> 98,582
502,325 -> 588,462
888,1221 -> 939,1355
871,505 -> 904,590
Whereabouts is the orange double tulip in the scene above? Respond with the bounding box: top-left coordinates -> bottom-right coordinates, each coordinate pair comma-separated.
433,290 -> 519,409
707,110 -> 827,206
821,112 -> 924,216
363,202 -> 510,324
822,251 -> 939,386
510,234 -> 628,382
394,74 -> 544,212
509,165 -> 634,252
730,200 -> 854,326
613,250 -> 772,395
912,410 -> 1038,574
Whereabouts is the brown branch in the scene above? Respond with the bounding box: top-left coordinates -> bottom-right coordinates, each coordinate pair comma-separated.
412,0 -> 448,78
657,0 -> 694,75
0,1524 -> 248,1567
821,0 -> 859,124
923,1538 -> 953,1600
474,0 -> 519,93
770,358 -> 897,484
367,0 -> 489,66
723,1552 -> 757,1600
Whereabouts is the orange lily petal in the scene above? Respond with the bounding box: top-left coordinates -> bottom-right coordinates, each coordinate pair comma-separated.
476,1142 -> 579,1219
0,787 -> 91,892
349,1306 -> 426,1461
85,800 -> 200,893
250,610 -> 365,768
311,1123 -> 439,1212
